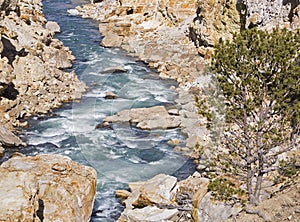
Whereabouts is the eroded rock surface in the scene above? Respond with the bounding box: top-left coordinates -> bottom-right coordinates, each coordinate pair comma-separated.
121,206 -> 178,222
0,154 -> 97,221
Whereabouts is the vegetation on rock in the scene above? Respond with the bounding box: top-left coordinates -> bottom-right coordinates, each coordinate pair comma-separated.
210,28 -> 300,205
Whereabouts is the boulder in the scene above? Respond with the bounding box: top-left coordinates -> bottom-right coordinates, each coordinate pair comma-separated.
105,91 -> 118,99
67,8 -> 80,16
100,31 -> 123,48
123,174 -> 178,209
118,174 -> 179,221
0,154 -> 97,221
0,124 -> 24,147
193,192 -> 242,222
45,21 -> 61,34
102,66 -> 127,74
104,106 -> 181,130
119,206 -> 178,222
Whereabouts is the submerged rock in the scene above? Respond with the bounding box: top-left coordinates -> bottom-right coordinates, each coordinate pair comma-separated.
0,154 -> 97,221
102,66 -> 127,73
105,91 -> 118,99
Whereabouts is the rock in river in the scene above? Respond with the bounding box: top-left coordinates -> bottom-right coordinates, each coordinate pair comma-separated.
104,106 -> 181,130
0,154 -> 97,221
0,124 -> 24,147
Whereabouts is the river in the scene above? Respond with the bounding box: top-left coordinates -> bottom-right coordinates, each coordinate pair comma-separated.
16,0 -> 194,221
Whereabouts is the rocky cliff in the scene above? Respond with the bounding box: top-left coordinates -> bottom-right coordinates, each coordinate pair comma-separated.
0,0 -> 86,130
189,0 -> 300,55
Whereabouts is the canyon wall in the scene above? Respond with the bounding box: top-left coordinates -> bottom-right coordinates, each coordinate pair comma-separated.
190,0 -> 300,55
0,0 -> 86,130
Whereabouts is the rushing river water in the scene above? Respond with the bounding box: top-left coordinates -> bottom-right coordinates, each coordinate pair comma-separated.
13,0 -> 194,220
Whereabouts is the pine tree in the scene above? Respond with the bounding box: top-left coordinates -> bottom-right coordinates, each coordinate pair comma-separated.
212,28 -> 300,204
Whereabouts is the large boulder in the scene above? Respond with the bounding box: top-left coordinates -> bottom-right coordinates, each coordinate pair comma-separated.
0,154 -> 97,221
104,106 -> 181,130
118,174 -> 178,209
117,174 -> 179,221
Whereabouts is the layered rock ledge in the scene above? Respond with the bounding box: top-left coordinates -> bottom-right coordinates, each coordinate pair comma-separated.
0,154 -> 97,221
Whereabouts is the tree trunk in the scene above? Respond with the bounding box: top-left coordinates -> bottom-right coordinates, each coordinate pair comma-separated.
254,127 -> 264,205
247,159 -> 254,204
254,172 -> 263,205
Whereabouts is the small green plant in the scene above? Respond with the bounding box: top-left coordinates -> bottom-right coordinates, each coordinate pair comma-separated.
195,95 -> 213,129
194,142 -> 204,156
208,177 -> 246,202
278,157 -> 298,178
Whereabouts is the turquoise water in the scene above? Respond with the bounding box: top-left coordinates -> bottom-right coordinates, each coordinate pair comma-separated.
15,0 -> 194,220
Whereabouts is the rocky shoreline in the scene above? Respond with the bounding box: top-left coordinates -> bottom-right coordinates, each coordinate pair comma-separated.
0,0 -> 86,137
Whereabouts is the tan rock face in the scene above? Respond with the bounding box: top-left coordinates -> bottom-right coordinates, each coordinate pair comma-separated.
0,154 -> 97,221
243,0 -> 299,30
188,0 -> 240,56
119,0 -> 196,24
189,0 -> 300,54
